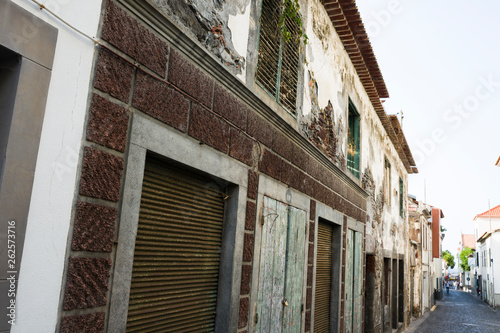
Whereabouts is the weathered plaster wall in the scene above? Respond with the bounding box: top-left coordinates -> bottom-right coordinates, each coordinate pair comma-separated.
301,1 -> 411,330
148,0 -> 249,78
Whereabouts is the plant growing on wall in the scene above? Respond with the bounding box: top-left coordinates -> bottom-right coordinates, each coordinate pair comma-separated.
443,250 -> 455,269
279,0 -> 308,45
459,247 -> 473,271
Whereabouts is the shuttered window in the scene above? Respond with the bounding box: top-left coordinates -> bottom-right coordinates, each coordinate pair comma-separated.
255,0 -> 300,114
314,220 -> 333,332
347,101 -> 360,178
126,157 -> 225,332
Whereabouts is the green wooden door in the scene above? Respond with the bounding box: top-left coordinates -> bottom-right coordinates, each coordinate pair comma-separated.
344,230 -> 354,333
352,232 -> 363,332
256,196 -> 306,332
283,206 -> 307,332
344,229 -> 363,333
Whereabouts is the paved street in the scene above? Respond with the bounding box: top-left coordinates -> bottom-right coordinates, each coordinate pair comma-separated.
406,290 -> 500,333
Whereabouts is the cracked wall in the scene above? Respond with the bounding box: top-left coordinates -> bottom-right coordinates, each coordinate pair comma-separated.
148,0 -> 248,74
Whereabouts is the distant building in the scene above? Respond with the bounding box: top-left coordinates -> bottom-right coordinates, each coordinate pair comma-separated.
408,197 -> 444,318
461,234 -> 476,290
474,205 -> 500,308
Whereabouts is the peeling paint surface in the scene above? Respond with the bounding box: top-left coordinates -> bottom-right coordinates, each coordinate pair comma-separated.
149,0 -> 247,72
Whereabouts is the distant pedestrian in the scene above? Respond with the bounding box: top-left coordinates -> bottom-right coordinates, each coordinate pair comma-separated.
446,282 -> 450,293
460,282 -> 463,290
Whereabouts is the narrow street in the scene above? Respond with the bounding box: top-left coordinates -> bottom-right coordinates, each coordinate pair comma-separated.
406,290 -> 500,333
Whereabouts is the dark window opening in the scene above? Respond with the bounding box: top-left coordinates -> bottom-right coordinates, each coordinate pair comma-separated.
0,45 -> 21,189
255,0 -> 300,114
399,177 -> 404,218
347,100 -> 360,178
384,158 -> 391,207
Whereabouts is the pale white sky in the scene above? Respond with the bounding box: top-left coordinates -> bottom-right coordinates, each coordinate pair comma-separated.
356,0 -> 500,256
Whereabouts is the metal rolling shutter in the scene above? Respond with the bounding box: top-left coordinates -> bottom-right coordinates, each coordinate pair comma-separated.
314,220 -> 333,332
126,157 -> 225,332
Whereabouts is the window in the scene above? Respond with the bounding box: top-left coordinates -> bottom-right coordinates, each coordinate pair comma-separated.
255,0 -> 300,114
347,101 -> 360,178
399,177 -> 404,217
384,158 -> 391,206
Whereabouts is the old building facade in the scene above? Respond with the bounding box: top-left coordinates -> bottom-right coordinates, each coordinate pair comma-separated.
2,0 -> 417,332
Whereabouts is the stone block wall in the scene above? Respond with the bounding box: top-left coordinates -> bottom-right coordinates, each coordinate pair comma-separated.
58,1 -> 368,331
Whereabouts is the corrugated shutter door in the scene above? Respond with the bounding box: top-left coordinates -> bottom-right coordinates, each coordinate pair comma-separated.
314,220 -> 332,332
126,157 -> 224,332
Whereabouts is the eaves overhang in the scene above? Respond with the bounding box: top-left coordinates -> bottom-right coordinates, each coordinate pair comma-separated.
321,0 -> 418,174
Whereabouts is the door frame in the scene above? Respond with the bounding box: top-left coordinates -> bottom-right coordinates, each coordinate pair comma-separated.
249,175 -> 310,332
107,113 -> 249,332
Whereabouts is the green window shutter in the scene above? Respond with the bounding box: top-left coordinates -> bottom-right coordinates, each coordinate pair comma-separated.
347,101 -> 360,178
399,178 -> 404,217
256,0 -> 300,114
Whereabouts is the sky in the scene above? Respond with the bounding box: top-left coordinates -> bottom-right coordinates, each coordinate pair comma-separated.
355,0 -> 500,256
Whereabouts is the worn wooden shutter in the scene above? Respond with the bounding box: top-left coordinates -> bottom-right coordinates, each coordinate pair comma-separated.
314,221 -> 333,332
126,157 -> 224,332
255,0 -> 281,98
352,232 -> 363,332
256,196 -> 306,333
256,0 -> 300,114
278,11 -> 300,113
283,206 -> 307,333
344,229 -> 354,333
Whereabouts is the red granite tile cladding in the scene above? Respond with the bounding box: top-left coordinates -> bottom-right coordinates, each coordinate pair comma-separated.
305,310 -> 311,331
291,144 -> 310,172
240,264 -> 252,295
306,287 -> 312,309
245,200 -> 257,231
259,150 -> 284,181
71,201 -> 117,253
247,111 -> 273,147
280,164 -> 303,190
87,94 -> 129,153
272,130 -> 294,162
309,222 -> 314,243
189,103 -> 230,153
307,266 -> 313,286
132,71 -> 189,132
168,49 -> 214,107
63,257 -> 111,310
101,1 -> 168,76
229,128 -> 254,166
247,170 -> 258,200
94,47 -> 134,102
308,243 -> 314,265
79,147 -> 124,202
238,297 -> 250,329
213,84 -> 248,130
310,200 -> 316,221
243,233 -> 254,262
60,313 -> 105,333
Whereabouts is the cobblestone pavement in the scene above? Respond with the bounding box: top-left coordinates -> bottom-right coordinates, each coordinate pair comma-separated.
405,290 -> 500,333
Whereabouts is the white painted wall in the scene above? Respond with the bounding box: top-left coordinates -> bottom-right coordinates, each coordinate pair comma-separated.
11,0 -> 103,331
475,216 -> 500,241
227,0 -> 251,83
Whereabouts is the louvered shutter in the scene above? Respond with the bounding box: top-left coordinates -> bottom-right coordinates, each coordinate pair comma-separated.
314,220 -> 333,332
126,157 -> 224,332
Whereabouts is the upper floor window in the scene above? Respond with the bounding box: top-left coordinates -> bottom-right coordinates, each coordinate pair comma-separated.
399,177 -> 404,217
347,100 -> 360,178
384,158 -> 391,206
255,0 -> 300,115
